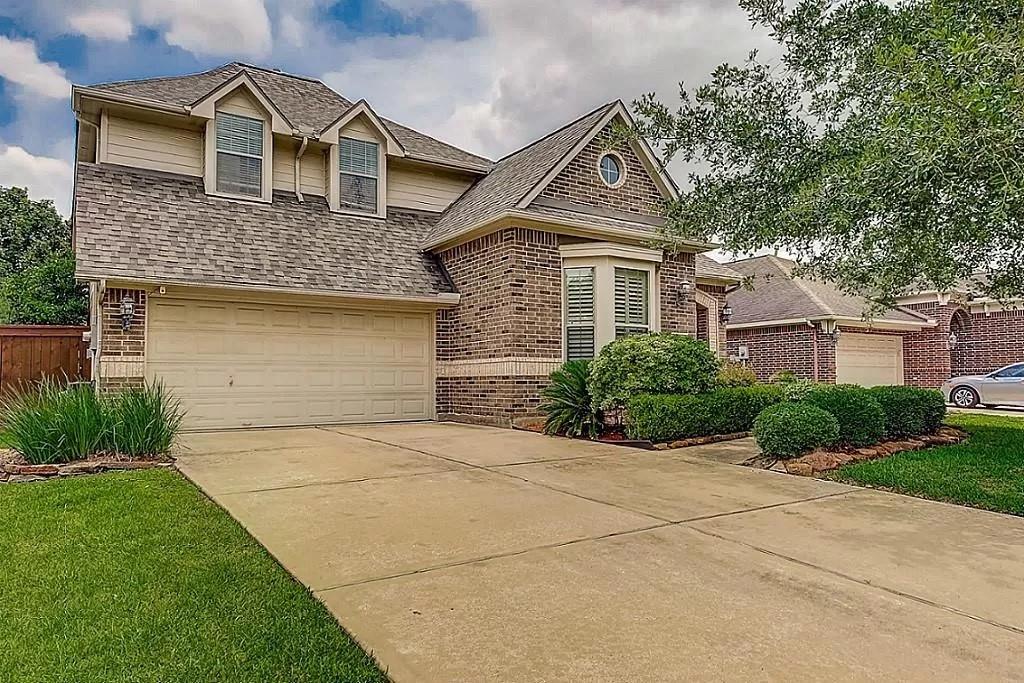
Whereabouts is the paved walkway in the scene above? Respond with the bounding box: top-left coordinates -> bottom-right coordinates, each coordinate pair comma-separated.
177,423 -> 1024,682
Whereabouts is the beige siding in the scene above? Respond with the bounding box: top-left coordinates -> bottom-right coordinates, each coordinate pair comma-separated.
104,115 -> 203,177
217,89 -> 265,118
339,115 -> 382,143
388,165 -> 474,212
272,138 -> 328,196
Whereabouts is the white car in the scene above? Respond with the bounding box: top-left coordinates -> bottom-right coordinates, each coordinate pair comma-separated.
942,363 -> 1024,408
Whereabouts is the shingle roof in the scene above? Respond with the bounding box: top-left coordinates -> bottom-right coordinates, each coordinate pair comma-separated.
695,255 -> 742,282
424,103 -> 615,246
74,163 -> 454,299
726,256 -> 928,325
85,62 -> 492,172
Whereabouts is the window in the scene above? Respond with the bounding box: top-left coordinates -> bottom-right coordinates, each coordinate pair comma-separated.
614,267 -> 649,338
599,153 -> 622,187
564,267 -> 596,360
339,137 -> 379,213
215,113 -> 264,197
992,364 -> 1024,378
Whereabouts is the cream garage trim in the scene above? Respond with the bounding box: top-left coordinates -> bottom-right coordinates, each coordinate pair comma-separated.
147,297 -> 434,429
835,333 -> 904,387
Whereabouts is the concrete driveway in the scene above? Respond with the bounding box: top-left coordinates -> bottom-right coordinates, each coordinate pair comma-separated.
177,422 -> 1024,682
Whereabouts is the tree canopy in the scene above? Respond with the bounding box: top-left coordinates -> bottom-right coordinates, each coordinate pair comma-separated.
632,0 -> 1023,305
0,186 -> 87,325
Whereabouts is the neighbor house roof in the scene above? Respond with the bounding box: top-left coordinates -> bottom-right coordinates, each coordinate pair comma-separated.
726,256 -> 930,327
423,103 -> 616,247
74,163 -> 455,301
81,62 -> 492,172
696,255 -> 742,282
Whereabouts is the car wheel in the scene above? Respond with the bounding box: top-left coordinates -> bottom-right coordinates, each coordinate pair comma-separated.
951,386 -> 980,408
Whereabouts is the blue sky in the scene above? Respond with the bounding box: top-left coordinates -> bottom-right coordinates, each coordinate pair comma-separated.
0,0 -> 770,217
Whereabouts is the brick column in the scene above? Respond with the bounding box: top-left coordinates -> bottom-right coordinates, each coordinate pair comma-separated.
99,288 -> 147,390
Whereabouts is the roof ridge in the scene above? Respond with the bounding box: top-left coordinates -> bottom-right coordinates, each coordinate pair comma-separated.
494,101 -> 615,163
88,62 -> 237,90
233,61 -> 327,85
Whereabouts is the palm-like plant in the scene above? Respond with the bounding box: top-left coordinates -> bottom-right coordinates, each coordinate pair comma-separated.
539,360 -> 601,439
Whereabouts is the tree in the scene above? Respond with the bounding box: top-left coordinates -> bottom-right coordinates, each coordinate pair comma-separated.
631,0 -> 1024,306
0,186 -> 87,325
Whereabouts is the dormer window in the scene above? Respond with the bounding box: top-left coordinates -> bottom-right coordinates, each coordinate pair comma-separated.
339,137 -> 379,213
215,113 -> 264,197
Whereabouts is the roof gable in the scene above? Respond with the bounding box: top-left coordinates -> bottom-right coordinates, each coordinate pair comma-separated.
190,70 -> 293,134
319,100 -> 405,156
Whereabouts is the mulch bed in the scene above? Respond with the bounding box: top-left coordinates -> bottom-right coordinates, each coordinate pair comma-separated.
512,416 -> 752,451
1,448 -> 173,484
742,426 -> 969,476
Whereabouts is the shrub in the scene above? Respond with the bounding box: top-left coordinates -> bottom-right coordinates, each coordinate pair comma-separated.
0,380 -> 184,463
770,370 -> 799,383
540,360 -> 601,438
869,386 -> 947,438
0,380 -> 108,464
106,381 -> 185,456
626,384 -> 784,442
717,360 -> 758,388
803,384 -> 886,447
781,379 -> 817,401
754,402 -> 840,458
588,333 -> 720,409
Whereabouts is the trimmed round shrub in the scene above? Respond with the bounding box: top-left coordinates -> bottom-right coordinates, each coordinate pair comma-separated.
588,333 -> 720,409
754,402 -> 840,458
540,360 -> 601,438
869,386 -> 947,438
626,384 -> 784,443
717,360 -> 758,388
803,384 -> 886,447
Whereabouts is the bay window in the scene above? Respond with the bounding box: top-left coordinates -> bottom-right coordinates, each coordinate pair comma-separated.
614,268 -> 649,338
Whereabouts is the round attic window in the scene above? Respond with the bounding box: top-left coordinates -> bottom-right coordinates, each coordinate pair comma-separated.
598,152 -> 625,188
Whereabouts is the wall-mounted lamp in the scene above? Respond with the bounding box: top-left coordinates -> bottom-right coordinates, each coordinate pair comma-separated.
120,295 -> 136,330
947,331 -> 959,350
719,303 -> 733,325
817,320 -> 841,345
679,280 -> 693,302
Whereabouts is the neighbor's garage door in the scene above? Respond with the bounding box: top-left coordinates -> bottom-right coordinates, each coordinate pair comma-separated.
146,297 -> 433,429
835,333 -> 904,387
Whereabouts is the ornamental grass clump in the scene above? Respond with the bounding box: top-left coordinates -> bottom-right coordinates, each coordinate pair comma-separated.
106,382 -> 184,457
0,380 -> 107,464
540,360 -> 601,439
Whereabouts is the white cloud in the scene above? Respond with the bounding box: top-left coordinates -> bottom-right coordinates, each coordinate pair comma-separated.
0,36 -> 71,99
68,9 -> 134,41
0,144 -> 74,216
137,0 -> 273,58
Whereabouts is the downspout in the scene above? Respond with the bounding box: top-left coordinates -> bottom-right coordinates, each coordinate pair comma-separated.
809,320 -> 819,381
93,279 -> 106,388
294,135 -> 308,203
75,113 -> 100,162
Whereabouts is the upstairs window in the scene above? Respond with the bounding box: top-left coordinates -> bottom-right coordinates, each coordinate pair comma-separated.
339,137 -> 379,213
564,267 -> 596,360
215,113 -> 264,197
614,267 -> 649,338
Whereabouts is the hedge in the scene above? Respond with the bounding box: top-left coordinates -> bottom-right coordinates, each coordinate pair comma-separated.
869,386 -> 947,438
626,385 -> 784,442
754,402 -> 840,458
803,384 -> 886,447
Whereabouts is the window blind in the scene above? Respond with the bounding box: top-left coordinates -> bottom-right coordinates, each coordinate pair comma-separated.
339,137 -> 379,213
215,113 -> 263,197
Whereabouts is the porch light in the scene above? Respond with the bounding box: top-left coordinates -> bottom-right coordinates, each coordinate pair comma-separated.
719,304 -> 733,325
120,295 -> 136,330
679,280 -> 693,299
948,331 -> 959,349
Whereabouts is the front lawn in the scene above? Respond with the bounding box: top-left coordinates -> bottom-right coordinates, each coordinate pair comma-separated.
0,469 -> 386,683
830,413 -> 1024,516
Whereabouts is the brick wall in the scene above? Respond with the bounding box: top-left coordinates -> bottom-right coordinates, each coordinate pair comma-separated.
727,324 -> 829,382
436,228 -> 562,424
952,308 -> 1024,375
99,287 -> 147,390
902,301 -> 959,387
697,283 -> 728,356
660,251 -> 697,334
538,123 -> 664,216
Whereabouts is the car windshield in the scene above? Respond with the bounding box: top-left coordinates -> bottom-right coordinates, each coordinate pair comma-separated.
991,364 -> 1024,378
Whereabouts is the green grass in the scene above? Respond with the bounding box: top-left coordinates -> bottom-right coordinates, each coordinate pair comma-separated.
830,413 -> 1024,516
0,469 -> 386,683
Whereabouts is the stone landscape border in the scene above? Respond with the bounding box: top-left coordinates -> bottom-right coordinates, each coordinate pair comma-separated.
2,458 -> 174,483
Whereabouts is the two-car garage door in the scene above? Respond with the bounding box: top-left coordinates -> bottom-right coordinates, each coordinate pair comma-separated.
146,296 -> 433,429
835,333 -> 904,387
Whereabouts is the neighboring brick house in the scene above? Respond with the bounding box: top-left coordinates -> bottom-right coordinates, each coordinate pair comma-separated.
724,256 -> 1024,388
72,62 -> 737,429
723,256 -> 934,385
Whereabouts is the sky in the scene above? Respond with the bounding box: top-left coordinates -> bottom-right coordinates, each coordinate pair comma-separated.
0,0 -> 775,218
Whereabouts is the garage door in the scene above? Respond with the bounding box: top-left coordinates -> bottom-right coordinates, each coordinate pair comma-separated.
835,333 -> 904,387
146,297 -> 433,429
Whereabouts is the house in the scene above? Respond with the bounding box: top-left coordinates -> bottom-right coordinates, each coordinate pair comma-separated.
71,62 -> 737,429
723,256 -> 1024,387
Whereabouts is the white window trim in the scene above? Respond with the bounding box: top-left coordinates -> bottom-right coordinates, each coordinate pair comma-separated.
204,113 -> 273,203
597,150 -> 627,189
328,131 -> 387,219
560,246 -> 661,359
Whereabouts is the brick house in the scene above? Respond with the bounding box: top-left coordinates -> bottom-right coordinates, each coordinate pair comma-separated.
724,256 -> 1023,388
72,62 -> 737,429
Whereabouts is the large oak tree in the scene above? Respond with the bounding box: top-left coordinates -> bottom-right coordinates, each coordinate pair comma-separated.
632,0 -> 1023,306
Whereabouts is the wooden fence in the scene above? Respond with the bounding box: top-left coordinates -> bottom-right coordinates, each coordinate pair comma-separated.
0,326 -> 91,395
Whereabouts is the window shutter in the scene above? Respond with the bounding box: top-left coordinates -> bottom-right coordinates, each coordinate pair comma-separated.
614,268 -> 649,338
565,267 -> 595,360
215,113 -> 263,197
